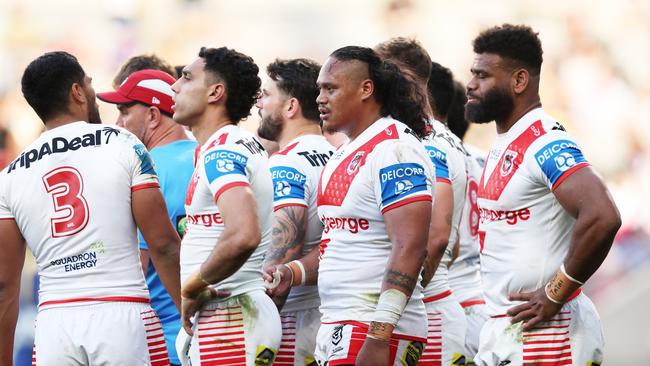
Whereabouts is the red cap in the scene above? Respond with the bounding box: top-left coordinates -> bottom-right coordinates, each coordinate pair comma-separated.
97,69 -> 176,115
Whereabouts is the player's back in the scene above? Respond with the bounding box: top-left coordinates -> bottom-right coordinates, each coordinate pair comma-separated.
0,122 -> 156,307
421,119 -> 468,297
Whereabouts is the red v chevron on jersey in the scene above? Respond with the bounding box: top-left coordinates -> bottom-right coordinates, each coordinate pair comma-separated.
318,124 -> 399,207
478,120 -> 546,201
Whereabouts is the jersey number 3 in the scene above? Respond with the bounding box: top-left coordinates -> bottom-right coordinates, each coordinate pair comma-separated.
42,166 -> 89,238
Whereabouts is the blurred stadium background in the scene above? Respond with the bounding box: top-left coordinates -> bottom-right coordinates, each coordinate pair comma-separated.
1,0 -> 648,364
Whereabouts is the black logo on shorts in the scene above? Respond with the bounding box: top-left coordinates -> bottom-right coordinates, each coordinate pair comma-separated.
498,361 -> 511,366
332,324 -> 344,345
402,341 -> 424,366
254,347 -> 276,365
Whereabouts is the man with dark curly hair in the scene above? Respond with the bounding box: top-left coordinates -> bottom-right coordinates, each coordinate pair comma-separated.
171,47 -> 281,365
466,24 -> 620,365
313,46 -> 434,366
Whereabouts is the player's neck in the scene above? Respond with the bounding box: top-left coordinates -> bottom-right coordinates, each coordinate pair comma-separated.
193,113 -> 232,146
44,113 -> 87,131
278,119 -> 321,149
146,121 -> 188,150
495,99 -> 542,134
346,105 -> 382,141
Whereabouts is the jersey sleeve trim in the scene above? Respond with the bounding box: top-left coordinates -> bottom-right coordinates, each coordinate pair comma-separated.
131,182 -> 161,192
213,181 -> 251,203
381,195 -> 432,215
551,162 -> 589,191
274,203 -> 308,212
0,217 -> 15,220
435,177 -> 452,184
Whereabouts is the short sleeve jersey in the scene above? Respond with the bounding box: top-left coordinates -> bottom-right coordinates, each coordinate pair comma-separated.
478,108 -> 589,316
448,144 -> 486,303
0,122 -> 158,308
421,119 -> 468,298
269,134 -> 334,312
181,124 -> 273,297
317,117 -> 434,339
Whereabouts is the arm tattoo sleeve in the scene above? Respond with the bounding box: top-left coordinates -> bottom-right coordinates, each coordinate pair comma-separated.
265,206 -> 308,264
384,269 -> 418,293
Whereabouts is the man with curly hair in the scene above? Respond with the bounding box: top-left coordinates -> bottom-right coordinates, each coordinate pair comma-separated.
171,47 -> 281,365
466,24 -> 620,365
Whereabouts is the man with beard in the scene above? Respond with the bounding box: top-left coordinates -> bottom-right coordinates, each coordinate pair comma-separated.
256,58 -> 333,366
376,38 -> 469,366
0,51 -> 181,364
171,47 -> 281,365
466,24 -> 621,365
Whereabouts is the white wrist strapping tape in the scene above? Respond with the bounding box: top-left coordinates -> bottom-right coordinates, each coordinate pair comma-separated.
372,289 -> 408,326
561,264 -> 584,285
292,260 -> 307,286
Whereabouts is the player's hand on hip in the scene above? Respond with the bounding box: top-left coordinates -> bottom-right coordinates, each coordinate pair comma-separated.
507,288 -> 563,331
356,337 -> 391,366
181,287 -> 230,336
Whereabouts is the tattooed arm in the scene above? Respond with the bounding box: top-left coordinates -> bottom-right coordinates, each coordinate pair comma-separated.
263,205 -> 308,309
382,200 -> 431,297
264,205 -> 308,267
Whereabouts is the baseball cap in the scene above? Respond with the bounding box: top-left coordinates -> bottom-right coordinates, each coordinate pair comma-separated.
97,69 -> 176,115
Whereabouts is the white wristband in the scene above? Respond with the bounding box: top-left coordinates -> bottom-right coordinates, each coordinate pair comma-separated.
372,289 -> 408,326
561,264 -> 584,285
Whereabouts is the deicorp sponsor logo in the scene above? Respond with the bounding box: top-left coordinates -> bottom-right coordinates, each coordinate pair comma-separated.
271,166 -> 306,200
204,149 -> 248,182
379,163 -> 428,207
535,139 -> 586,184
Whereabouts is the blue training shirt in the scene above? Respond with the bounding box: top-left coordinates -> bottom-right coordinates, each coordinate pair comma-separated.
138,139 -> 197,364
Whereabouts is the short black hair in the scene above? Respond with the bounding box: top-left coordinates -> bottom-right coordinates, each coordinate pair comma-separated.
199,47 -> 261,124
472,24 -> 543,75
21,51 -> 86,122
113,54 -> 175,89
446,80 -> 469,140
331,46 -> 428,138
375,37 -> 432,83
267,58 -> 321,122
427,61 -> 455,118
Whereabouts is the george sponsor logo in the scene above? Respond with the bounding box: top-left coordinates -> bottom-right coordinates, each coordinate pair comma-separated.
554,152 -> 576,172
394,179 -> 414,195
479,207 -> 531,225
321,215 -> 370,234
347,151 -> 364,175
331,324 -> 344,345
500,150 -> 518,177
186,213 -> 224,227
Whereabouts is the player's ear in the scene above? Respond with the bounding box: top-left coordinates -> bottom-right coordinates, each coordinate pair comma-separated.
512,68 -> 529,95
70,83 -> 86,105
360,79 -> 374,102
207,83 -> 225,104
285,97 -> 300,119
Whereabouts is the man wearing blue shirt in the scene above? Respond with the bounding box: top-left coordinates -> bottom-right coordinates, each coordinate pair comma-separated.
98,68 -> 196,365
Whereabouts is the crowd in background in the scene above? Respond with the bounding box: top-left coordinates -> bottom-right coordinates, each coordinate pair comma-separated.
1,0 -> 648,364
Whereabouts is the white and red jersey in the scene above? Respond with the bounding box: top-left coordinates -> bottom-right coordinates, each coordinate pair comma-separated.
478,108 -> 590,316
269,134 -> 334,312
317,117 -> 434,339
181,124 -> 273,298
421,119 -> 468,299
0,122 -> 158,308
448,144 -> 486,304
